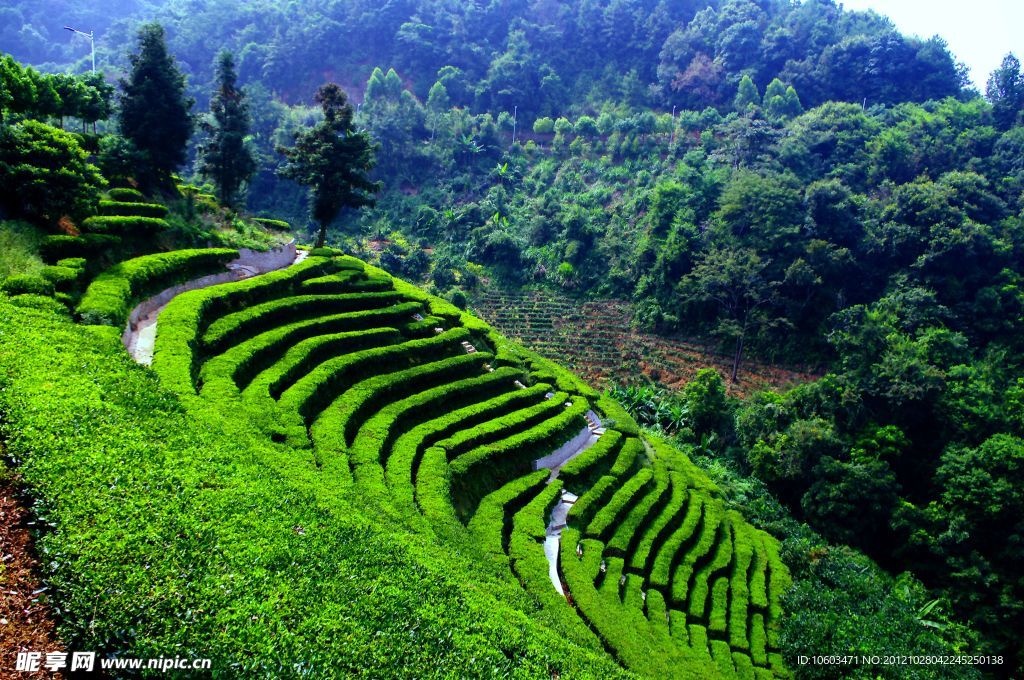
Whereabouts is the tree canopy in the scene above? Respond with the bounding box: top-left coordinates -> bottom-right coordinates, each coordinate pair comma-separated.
118,23 -> 194,191
277,83 -> 380,247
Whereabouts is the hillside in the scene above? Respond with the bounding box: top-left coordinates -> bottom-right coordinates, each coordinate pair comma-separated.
2,0 -> 1024,676
0,246 -> 794,678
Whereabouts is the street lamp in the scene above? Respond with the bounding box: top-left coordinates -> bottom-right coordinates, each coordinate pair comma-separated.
64,25 -> 95,72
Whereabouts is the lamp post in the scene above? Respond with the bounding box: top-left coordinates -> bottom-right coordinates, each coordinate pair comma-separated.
64,25 -> 95,72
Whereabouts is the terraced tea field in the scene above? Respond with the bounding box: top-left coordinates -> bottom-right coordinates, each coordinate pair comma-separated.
471,289 -> 818,397
141,252 -> 790,678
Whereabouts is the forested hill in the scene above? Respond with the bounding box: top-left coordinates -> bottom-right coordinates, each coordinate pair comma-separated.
7,0 -> 967,113
4,0 -> 1024,674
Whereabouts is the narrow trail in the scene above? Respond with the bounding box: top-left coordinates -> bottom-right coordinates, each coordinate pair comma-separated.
124,243 -> 303,365
535,410 -> 605,594
544,490 -> 578,596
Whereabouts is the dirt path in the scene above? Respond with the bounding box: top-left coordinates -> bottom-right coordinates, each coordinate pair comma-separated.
0,470 -> 64,678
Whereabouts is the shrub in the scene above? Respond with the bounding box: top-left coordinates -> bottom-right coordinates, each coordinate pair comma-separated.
349,367 -> 523,477
76,248 -> 237,326
0,298 -> 627,678
310,246 -> 346,257
313,351 -> 492,459
468,471 -> 548,558
448,398 -> 590,522
386,384 -> 550,518
568,475 -> 619,528
40,234 -> 120,263
5,293 -> 69,315
251,217 -> 291,231
56,257 -> 87,270
97,200 -> 169,218
648,491 -> 707,589
505,482 -> 606,650
559,430 -> 625,488
0,119 -> 106,223
206,326 -> 404,410
1,273 -> 55,296
81,215 -> 168,235
202,291 -> 406,355
683,520 -> 734,622
585,468 -> 654,541
40,265 -> 83,290
668,503 -> 725,607
533,117 -> 555,134
151,257 -> 342,395
629,473 -> 689,573
107,187 -> 145,201
222,305 -> 418,393
437,393 -> 572,462
605,474 -> 671,557
300,272 -> 392,294
447,288 -> 467,310
559,528 -> 711,677
275,328 -> 473,444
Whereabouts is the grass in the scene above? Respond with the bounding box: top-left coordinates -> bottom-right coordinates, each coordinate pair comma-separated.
0,220 -> 46,279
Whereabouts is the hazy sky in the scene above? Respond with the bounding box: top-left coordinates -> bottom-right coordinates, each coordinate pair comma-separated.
839,0 -> 1023,90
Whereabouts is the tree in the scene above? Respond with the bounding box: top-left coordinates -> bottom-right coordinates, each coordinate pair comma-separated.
763,79 -> 802,119
680,246 -> 781,382
78,72 -> 115,133
426,80 -> 449,140
986,53 -> 1024,131
277,83 -> 380,248
118,23 -> 194,191
1,56 -> 38,122
0,120 -> 105,224
734,74 -> 759,110
198,51 -> 257,210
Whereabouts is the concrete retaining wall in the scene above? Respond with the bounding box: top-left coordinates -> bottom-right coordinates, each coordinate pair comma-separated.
533,425 -> 595,471
235,241 -> 297,272
121,240 -> 296,347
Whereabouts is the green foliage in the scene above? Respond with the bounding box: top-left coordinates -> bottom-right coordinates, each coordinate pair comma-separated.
81,215 -> 168,236
39,234 -> 120,263
734,75 -> 759,111
0,297 -> 631,678
0,119 -> 105,224
277,84 -> 380,247
40,264 -> 84,291
106,187 -> 145,202
986,53 -> 1023,131
250,217 -> 290,231
0,220 -> 45,279
532,117 -> 554,135
76,248 -> 237,326
1,272 -> 54,297
197,51 -> 257,209
118,23 -> 194,190
97,200 -> 169,218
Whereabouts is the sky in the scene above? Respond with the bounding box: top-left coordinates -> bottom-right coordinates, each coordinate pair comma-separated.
840,0 -> 1023,90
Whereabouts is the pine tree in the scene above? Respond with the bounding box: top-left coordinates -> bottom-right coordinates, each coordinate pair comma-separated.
277,83 -> 380,248
118,23 -> 194,191
198,51 -> 256,210
986,53 -> 1024,131
734,74 -> 760,111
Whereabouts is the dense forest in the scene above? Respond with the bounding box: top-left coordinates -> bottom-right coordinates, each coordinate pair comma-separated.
3,0 -> 1024,677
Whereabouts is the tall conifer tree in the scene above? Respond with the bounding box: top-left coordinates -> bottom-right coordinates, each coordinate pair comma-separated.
118,23 -> 193,190
198,51 -> 256,209
277,83 -> 379,248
